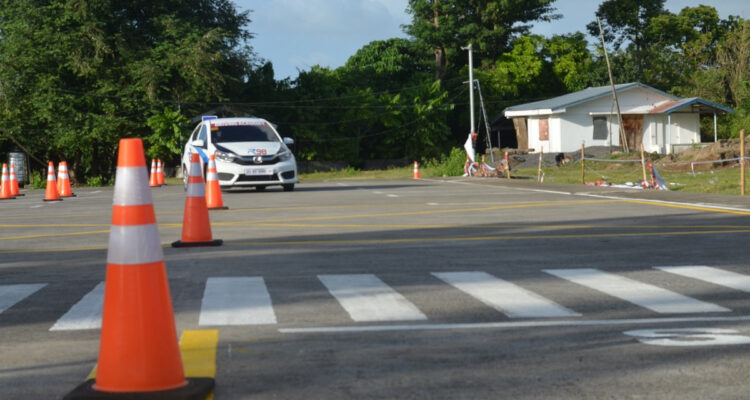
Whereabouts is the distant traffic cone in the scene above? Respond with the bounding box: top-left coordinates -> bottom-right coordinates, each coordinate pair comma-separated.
43,162 -> 61,202
63,138 -> 214,400
205,155 -> 228,210
58,161 -> 76,197
172,152 -> 222,247
413,161 -> 421,179
1,164 -> 15,200
157,159 -> 166,186
9,163 -> 22,196
149,159 -> 159,187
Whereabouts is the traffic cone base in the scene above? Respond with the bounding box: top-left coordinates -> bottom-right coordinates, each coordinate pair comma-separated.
63,377 -> 214,400
171,238 -> 223,248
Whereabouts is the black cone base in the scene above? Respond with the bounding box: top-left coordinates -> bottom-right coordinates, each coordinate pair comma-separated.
208,206 -> 229,210
63,377 -> 214,400
171,239 -> 223,248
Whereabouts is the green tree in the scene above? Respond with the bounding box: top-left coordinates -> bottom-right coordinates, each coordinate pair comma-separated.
405,0 -> 558,81
0,0 -> 254,180
586,0 -> 667,78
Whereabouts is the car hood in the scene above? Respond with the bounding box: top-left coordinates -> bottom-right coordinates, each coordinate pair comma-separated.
216,141 -> 283,157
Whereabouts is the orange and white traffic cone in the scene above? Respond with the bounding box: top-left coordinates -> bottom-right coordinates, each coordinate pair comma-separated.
43,162 -> 62,202
205,155 -> 228,210
413,161 -> 421,179
9,163 -> 22,196
172,152 -> 222,247
149,159 -> 159,187
63,138 -> 214,399
157,159 -> 166,186
0,163 -> 15,200
58,161 -> 76,197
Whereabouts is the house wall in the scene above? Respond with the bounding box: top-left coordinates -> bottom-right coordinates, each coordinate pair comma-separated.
527,115 -> 562,153
558,88 -> 699,154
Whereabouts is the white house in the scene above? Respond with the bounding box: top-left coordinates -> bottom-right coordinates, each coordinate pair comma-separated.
501,83 -> 733,154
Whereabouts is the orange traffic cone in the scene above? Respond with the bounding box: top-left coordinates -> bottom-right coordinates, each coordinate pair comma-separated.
149,159 -> 159,187
205,155 -> 228,210
172,152 -> 222,247
63,138 -> 214,399
43,162 -> 62,202
1,163 -> 15,200
58,161 -> 76,197
157,159 -> 166,186
9,163 -> 22,196
413,161 -> 421,179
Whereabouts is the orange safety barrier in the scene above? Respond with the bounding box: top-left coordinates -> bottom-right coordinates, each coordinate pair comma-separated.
43,162 -> 61,202
205,155 -> 228,210
172,152 -> 222,247
63,138 -> 214,399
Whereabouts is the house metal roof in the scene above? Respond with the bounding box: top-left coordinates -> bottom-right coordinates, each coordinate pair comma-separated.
503,82 -> 678,116
649,97 -> 733,115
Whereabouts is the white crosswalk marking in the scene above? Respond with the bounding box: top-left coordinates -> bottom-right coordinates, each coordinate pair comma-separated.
199,277 -> 277,326
545,269 -> 730,314
0,283 -> 46,315
656,266 -> 750,293
432,271 -> 579,318
50,282 -> 104,331
319,274 -> 427,322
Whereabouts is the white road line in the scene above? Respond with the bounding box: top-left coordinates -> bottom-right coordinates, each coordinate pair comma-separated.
656,266 -> 750,293
545,269 -> 729,314
199,277 -> 277,326
432,271 -> 579,318
0,283 -> 46,315
279,315 -> 750,334
319,274 -> 427,322
50,282 -> 104,331
387,194 -> 399,198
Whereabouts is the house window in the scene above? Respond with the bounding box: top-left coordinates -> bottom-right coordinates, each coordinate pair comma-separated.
539,118 -> 549,141
593,116 -> 608,140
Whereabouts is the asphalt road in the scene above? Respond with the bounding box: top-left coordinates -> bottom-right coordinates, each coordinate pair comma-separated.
3,177 -> 750,399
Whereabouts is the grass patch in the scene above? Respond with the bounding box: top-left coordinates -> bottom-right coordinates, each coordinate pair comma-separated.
515,161 -> 748,195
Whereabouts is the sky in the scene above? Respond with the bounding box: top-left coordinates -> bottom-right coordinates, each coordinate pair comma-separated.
234,0 -> 748,81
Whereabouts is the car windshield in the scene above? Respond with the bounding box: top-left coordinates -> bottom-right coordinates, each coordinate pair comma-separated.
211,124 -> 278,143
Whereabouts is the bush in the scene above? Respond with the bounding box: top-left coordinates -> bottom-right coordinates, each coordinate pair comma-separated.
424,147 -> 467,177
29,171 -> 46,189
86,176 -> 105,187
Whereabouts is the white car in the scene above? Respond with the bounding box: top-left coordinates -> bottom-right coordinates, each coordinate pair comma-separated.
182,116 -> 298,191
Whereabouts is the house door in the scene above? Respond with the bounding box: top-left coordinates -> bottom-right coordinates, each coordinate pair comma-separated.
622,115 -> 643,151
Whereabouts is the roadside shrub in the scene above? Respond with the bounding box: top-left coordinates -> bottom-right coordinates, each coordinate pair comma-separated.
29,171 -> 46,189
86,175 -> 105,187
424,147 -> 466,177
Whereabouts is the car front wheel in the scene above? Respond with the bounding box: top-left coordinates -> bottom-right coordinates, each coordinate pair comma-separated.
282,184 -> 295,192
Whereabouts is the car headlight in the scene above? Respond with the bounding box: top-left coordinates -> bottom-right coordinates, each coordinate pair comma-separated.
278,149 -> 293,161
214,150 -> 236,162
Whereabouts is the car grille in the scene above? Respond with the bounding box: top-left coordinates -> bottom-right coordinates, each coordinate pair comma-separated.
231,155 -> 279,166
281,170 -> 295,179
236,173 -> 279,182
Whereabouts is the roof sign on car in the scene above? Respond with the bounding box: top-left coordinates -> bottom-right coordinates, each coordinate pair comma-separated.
202,115 -> 218,121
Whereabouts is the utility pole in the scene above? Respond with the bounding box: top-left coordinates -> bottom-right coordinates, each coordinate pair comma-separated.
461,44 -> 476,135
597,17 -> 628,153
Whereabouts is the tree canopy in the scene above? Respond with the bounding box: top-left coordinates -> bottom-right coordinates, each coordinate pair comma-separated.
0,0 -> 747,182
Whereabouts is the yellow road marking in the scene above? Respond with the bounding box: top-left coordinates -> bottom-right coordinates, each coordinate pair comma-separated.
226,228 -> 750,247
84,329 -> 219,397
625,199 -> 750,216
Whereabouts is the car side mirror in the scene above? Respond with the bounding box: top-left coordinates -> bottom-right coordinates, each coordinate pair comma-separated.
191,139 -> 205,148
283,137 -> 294,146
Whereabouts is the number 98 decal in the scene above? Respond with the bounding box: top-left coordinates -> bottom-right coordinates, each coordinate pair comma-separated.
624,328 -> 750,347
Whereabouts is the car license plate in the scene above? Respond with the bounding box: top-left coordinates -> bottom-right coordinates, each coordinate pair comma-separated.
244,168 -> 272,176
